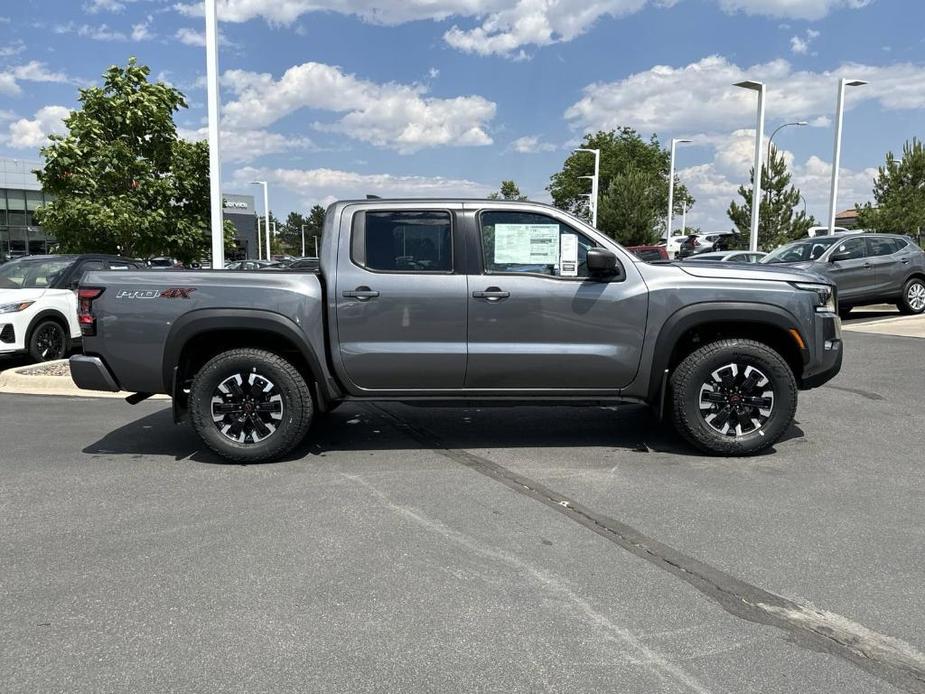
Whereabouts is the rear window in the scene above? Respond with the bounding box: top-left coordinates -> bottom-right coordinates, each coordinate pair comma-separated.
353,210 -> 453,273
868,237 -> 898,256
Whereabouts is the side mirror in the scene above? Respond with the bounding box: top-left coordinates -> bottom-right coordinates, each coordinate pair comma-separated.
830,250 -> 851,263
586,248 -> 622,278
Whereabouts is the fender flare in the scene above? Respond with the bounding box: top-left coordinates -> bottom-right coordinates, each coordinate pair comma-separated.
647,301 -> 804,405
26,309 -> 73,349
162,308 -> 334,400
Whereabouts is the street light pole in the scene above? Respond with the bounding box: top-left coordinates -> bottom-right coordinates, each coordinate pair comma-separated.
667,138 -> 691,240
204,0 -> 224,269
734,80 -> 766,252
251,180 -> 270,261
828,78 -> 868,234
300,225 -> 307,257
574,148 -> 600,228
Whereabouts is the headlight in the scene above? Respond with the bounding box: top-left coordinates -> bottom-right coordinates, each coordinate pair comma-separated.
0,301 -> 35,314
792,282 -> 836,313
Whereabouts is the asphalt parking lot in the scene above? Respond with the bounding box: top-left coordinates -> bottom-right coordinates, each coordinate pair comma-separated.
2,326 -> 924,693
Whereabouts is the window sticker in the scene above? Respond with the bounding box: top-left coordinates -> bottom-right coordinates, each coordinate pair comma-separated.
560,233 -> 579,276
493,224 -> 560,265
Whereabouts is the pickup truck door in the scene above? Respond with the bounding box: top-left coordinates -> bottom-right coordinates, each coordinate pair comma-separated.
464,208 -> 648,391
334,206 -> 468,390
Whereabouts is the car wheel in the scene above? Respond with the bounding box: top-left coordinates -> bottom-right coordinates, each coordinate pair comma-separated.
897,278 -> 925,315
28,320 -> 69,362
189,348 -> 313,463
670,339 -> 797,456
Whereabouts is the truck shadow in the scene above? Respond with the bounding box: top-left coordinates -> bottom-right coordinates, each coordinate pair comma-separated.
82,402 -> 804,464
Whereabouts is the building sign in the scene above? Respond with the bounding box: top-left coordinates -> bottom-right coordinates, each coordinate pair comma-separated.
223,200 -> 249,209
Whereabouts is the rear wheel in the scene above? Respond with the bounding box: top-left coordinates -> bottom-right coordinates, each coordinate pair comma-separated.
189,348 -> 313,463
897,278 -> 925,315
28,320 -> 69,362
670,339 -> 797,456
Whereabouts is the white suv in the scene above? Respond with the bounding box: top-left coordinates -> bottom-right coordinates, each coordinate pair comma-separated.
0,255 -> 141,362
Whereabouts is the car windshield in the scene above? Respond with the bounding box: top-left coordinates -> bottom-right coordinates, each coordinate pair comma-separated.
0,258 -> 74,289
761,238 -> 839,264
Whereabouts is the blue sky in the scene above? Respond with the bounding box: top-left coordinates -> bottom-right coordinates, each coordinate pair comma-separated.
1,0 -> 923,230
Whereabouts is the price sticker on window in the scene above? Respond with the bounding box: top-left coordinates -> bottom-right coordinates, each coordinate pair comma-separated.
560,233 -> 579,276
494,224 -> 560,265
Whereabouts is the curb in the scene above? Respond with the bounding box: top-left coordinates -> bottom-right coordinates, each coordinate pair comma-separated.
0,360 -> 169,399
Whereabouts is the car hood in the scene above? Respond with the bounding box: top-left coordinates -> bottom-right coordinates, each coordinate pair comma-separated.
0,287 -> 47,304
677,261 -> 830,285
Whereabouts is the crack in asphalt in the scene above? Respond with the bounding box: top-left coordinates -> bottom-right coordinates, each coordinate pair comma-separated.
366,403 -> 925,694
823,385 -> 886,401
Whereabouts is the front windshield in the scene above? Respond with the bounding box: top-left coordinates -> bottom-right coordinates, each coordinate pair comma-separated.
761,237 -> 838,264
0,258 -> 73,289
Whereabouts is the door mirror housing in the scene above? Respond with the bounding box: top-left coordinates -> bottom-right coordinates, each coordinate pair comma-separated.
586,248 -> 622,278
829,250 -> 852,263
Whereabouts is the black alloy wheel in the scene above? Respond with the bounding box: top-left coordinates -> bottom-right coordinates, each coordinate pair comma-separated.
698,363 -> 774,437
210,371 -> 284,444
29,321 -> 67,362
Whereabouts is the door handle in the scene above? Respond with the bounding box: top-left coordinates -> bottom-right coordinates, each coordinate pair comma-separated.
472,287 -> 510,301
343,286 -> 379,300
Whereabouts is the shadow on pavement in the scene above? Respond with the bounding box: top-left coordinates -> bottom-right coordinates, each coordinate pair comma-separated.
83,402 -> 805,465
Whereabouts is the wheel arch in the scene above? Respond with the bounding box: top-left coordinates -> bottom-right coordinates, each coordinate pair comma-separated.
26,309 -> 72,350
163,309 -> 339,408
648,302 -> 807,407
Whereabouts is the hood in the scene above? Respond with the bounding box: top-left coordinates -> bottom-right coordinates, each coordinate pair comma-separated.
677,261 -> 830,285
0,287 -> 47,304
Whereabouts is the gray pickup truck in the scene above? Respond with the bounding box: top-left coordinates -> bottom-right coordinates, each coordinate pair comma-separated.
70,199 -> 842,461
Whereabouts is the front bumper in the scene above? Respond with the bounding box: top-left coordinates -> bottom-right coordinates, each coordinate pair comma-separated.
800,312 -> 843,389
70,355 -> 121,392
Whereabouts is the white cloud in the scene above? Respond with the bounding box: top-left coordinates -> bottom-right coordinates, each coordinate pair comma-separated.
565,56 -> 925,135
0,40 -> 26,58
0,62 -> 73,97
174,0 -> 867,56
231,165 -> 494,206
84,0 -> 127,11
174,26 -> 232,46
508,135 -> 556,153
222,62 -> 496,153
131,20 -> 154,41
5,106 -> 71,149
790,28 -> 820,54
677,129 -> 877,230
178,126 -> 315,163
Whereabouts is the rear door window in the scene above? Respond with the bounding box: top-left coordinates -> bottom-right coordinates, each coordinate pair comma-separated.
353,210 -> 453,273
868,237 -> 898,256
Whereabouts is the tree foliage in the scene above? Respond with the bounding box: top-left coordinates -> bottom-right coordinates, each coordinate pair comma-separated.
277,205 -> 326,255
487,180 -> 527,200
547,128 -> 692,242
857,138 -> 925,235
35,58 -> 234,264
727,146 -> 814,251
596,171 -> 664,246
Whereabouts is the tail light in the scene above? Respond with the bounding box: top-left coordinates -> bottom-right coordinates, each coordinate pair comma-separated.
77,287 -> 104,336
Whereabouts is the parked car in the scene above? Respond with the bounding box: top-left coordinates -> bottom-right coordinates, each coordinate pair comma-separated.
761,234 -> 925,316
225,259 -> 277,271
806,226 -> 854,238
0,254 -> 142,362
626,245 -> 669,262
147,257 -> 183,269
658,235 -> 687,259
683,251 -> 766,264
287,257 -> 321,271
71,199 -> 842,461
678,231 -> 739,258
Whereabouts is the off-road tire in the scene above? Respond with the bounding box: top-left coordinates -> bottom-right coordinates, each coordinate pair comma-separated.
670,339 -> 797,456
897,277 -> 925,315
189,348 -> 313,463
28,319 -> 69,362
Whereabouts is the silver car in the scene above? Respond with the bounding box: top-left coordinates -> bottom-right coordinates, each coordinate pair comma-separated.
683,251 -> 766,263
761,234 -> 925,316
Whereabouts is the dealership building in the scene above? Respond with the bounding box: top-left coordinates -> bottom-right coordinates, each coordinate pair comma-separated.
0,157 -> 260,260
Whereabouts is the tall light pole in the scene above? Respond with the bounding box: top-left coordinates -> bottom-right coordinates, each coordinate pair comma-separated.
828,78 -> 868,234
734,80 -> 766,252
667,138 -> 691,239
300,225 -> 307,257
251,180 -> 270,260
204,0 -> 224,268
574,148 -> 600,228
767,121 -> 808,171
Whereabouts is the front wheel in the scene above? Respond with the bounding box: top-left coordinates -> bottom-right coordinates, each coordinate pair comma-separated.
897,277 -> 925,315
29,320 -> 69,362
670,339 -> 797,456
189,348 -> 313,463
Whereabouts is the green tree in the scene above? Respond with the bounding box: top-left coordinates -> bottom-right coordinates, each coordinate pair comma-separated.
727,146 -> 814,251
487,180 -> 527,200
35,58 -> 234,264
547,128 -> 692,240
596,170 -> 664,246
857,138 -> 925,235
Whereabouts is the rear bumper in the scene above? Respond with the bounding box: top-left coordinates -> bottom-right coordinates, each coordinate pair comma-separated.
70,355 -> 121,392
799,312 -> 843,389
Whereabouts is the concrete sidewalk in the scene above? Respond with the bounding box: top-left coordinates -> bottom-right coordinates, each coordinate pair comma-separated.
842,312 -> 925,338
